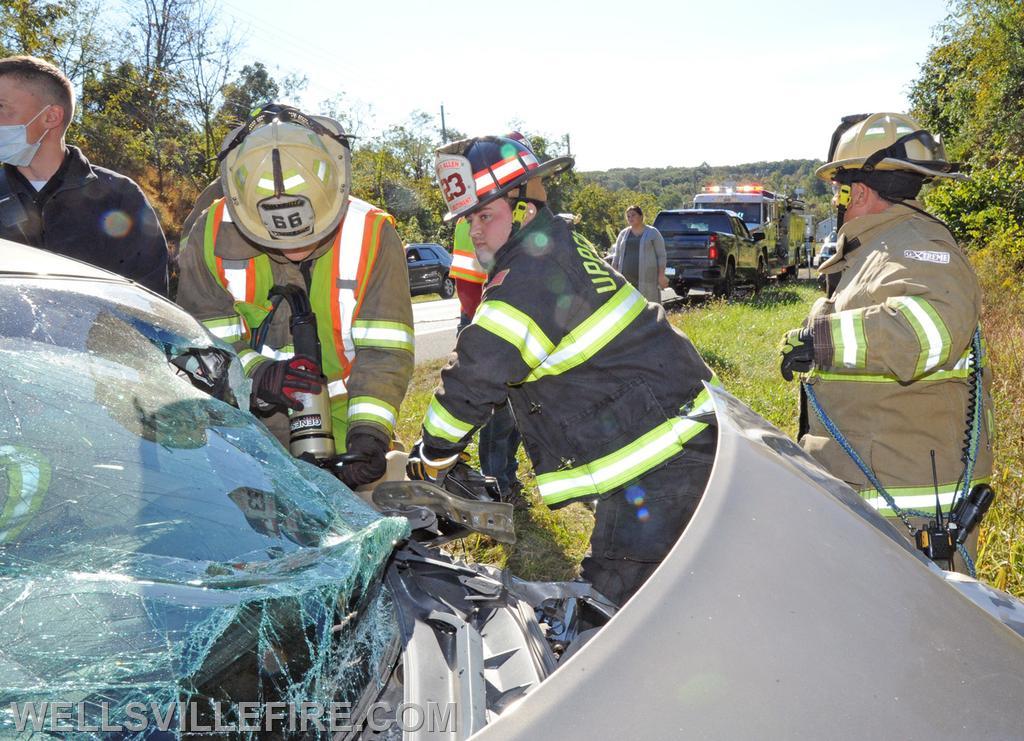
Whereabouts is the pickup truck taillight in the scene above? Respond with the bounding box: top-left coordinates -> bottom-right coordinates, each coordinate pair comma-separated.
708,233 -> 719,261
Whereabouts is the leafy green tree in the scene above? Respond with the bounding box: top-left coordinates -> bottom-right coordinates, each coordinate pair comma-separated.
910,0 -> 1024,164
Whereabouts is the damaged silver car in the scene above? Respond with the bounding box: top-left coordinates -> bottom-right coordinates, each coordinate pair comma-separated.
2,240 -> 1023,739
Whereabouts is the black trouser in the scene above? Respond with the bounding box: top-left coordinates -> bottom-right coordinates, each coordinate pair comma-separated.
581,427 -> 716,607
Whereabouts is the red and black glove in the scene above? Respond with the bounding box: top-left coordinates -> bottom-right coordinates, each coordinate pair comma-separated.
334,431 -> 390,489
251,355 -> 323,411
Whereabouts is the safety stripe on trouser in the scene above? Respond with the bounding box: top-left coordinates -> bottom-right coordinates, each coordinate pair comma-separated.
352,320 -> 414,352
537,388 -> 714,507
202,316 -> 247,343
862,477 -> 990,517
423,396 -> 475,443
890,296 -> 951,376
348,396 -> 397,434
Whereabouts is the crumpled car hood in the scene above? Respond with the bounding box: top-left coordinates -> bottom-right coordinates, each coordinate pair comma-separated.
472,385 -> 1024,740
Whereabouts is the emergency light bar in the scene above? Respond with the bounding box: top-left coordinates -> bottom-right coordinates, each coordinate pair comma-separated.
701,184 -> 765,195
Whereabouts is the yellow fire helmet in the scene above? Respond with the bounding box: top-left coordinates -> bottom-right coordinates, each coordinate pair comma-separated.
816,112 -> 966,183
218,104 -> 352,250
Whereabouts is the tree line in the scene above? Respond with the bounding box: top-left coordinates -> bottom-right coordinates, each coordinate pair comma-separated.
8,0 -> 1017,263
909,0 -> 1024,267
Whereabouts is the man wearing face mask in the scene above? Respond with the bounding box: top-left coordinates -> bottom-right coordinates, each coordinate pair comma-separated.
408,134 -> 719,606
0,56 -> 167,295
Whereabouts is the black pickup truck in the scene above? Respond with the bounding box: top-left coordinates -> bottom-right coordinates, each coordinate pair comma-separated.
652,209 -> 766,298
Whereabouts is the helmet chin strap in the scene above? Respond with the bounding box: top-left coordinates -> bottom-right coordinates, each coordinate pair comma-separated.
834,182 -> 852,230
506,184 -> 535,238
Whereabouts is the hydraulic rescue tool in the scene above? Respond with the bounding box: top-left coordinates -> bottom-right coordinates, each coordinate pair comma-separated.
255,285 -> 334,463
252,287 -> 513,543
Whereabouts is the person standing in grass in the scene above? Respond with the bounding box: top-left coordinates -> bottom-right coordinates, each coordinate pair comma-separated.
608,205 -> 667,303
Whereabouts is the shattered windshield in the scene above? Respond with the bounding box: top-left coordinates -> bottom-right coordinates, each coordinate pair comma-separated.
0,279 -> 409,734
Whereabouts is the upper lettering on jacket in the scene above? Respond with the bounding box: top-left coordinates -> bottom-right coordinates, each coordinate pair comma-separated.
572,233 -> 616,295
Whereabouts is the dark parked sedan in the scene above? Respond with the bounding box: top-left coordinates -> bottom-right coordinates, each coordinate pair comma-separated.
406,242 -> 455,299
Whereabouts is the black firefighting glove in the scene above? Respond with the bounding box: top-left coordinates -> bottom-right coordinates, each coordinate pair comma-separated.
406,439 -> 463,485
250,355 -> 322,411
334,430 -> 390,489
779,327 -> 815,382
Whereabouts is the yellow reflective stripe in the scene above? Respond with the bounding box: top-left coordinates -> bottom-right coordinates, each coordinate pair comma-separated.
237,348 -> 267,376
348,396 -> 397,433
526,285 -> 645,382
473,301 -> 555,369
861,477 -> 989,516
808,344 -> 980,383
890,296 -> 951,375
202,316 -> 246,342
259,344 -> 295,361
0,446 -> 51,543
829,309 -> 867,368
423,396 -> 475,443
538,389 -> 713,506
450,251 -> 487,282
352,320 -> 414,352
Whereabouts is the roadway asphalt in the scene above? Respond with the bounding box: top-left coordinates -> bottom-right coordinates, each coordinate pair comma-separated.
412,272 -> 818,364
412,288 -> 686,364
412,298 -> 460,364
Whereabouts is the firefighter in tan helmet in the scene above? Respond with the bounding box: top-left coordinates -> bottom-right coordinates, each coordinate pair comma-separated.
779,112 -> 994,572
177,104 -> 414,490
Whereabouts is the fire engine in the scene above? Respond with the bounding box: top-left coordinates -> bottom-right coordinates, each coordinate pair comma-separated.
693,184 -> 810,280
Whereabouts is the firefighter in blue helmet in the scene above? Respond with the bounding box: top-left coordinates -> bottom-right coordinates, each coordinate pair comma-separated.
408,134 -> 719,606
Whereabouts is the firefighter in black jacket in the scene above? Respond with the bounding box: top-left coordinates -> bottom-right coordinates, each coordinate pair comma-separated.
408,134 -> 718,606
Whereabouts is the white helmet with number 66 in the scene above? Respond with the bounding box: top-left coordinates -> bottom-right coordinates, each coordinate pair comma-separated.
218,104 -> 352,250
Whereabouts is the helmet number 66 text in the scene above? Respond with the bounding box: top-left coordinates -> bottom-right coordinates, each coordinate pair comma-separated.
272,213 -> 304,229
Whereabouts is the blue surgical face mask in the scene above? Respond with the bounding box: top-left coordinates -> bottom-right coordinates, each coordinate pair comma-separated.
0,105 -> 51,167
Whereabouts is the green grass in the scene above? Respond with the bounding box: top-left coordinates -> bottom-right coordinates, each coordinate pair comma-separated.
398,276 -> 1024,596
668,282 -> 820,438
970,249 -> 1024,595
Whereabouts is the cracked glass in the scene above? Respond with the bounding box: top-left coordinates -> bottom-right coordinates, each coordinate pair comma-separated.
0,279 -> 408,735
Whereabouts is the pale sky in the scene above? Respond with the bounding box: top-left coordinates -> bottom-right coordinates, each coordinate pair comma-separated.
211,0 -> 951,171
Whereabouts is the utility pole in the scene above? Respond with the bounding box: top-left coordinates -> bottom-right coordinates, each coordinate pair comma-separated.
440,104 -> 448,143
564,133 -> 571,156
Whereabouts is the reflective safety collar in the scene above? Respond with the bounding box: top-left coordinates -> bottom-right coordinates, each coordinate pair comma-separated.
537,384 -> 717,507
